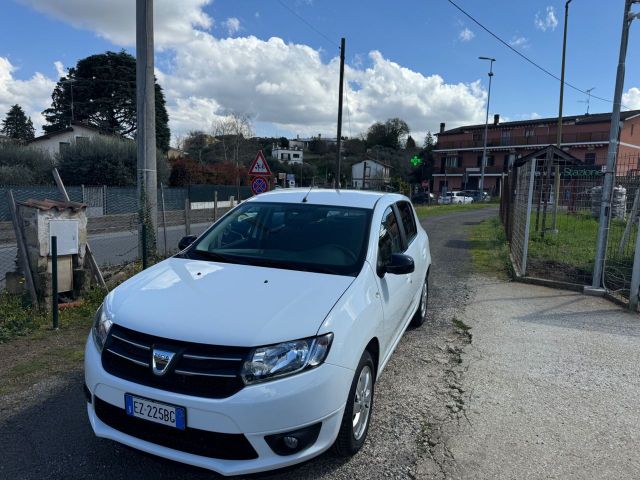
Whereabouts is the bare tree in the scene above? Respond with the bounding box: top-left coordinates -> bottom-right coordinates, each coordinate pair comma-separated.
212,112 -> 254,197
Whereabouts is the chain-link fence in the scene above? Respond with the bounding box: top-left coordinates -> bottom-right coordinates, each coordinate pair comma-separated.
502,150 -> 640,305
0,184 -> 248,294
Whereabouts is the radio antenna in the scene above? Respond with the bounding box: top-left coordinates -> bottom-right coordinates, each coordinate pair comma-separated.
302,185 -> 314,203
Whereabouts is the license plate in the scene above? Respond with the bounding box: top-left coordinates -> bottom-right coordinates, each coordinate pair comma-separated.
124,394 -> 186,430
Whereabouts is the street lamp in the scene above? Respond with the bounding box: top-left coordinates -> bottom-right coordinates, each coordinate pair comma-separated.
478,56 -> 495,194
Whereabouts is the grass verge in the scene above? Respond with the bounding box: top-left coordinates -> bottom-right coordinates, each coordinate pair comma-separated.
0,263 -> 141,405
468,216 -> 512,279
415,202 -> 496,218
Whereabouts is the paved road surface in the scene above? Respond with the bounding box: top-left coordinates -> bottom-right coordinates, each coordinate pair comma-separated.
0,223 -> 213,288
1,208 -> 494,479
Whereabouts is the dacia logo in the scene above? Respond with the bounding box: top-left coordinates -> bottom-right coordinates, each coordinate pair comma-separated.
152,348 -> 176,376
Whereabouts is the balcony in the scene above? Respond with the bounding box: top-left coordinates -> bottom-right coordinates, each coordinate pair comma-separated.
436,166 -> 506,175
435,131 -> 609,150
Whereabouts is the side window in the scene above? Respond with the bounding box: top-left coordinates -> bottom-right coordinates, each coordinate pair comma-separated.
377,207 -> 403,271
397,201 -> 417,243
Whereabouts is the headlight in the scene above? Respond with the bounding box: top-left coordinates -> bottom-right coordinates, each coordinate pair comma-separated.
241,333 -> 333,385
92,304 -> 113,353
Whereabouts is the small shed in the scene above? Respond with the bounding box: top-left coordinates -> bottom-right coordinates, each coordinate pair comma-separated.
17,199 -> 91,306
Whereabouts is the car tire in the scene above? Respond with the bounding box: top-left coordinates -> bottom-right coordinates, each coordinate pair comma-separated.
333,350 -> 375,457
410,273 -> 429,327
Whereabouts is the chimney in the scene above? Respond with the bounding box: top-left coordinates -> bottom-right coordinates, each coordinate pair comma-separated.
439,122 -> 445,133
493,114 -> 500,125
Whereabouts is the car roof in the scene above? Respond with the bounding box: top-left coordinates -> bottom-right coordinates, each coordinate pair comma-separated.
245,188 -> 401,209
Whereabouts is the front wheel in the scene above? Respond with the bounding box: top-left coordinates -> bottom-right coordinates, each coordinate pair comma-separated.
333,350 -> 375,457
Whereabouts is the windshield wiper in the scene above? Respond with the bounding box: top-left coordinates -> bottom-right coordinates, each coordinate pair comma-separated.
247,258 -> 343,275
191,250 -> 236,263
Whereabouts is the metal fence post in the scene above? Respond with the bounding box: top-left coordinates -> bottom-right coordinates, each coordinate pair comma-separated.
628,221 -> 640,311
51,235 -> 59,330
160,183 -> 168,258
521,159 -> 537,276
184,198 -> 191,236
214,191 -> 218,222
141,223 -> 148,270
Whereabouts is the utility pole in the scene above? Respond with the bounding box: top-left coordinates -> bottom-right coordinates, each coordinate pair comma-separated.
136,0 -> 157,260
336,37 -> 346,189
551,0 -> 573,234
592,0 -> 638,292
478,57 -> 495,194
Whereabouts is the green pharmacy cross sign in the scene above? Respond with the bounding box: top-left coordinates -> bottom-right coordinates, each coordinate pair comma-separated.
410,155 -> 422,167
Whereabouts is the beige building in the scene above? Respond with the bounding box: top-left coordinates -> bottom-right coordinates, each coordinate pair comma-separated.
29,122 -> 111,157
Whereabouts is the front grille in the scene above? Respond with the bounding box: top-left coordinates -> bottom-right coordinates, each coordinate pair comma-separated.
102,324 -> 251,399
94,397 -> 258,460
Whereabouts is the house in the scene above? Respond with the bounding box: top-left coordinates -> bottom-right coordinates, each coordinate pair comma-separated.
167,147 -> 188,159
352,159 -> 391,190
432,110 -> 640,195
28,122 -> 113,157
272,146 -> 304,164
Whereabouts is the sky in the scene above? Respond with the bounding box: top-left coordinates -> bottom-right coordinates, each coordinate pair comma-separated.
1,0 -> 639,145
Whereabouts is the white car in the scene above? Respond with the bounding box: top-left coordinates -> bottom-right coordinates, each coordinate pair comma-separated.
437,191 -> 473,204
85,189 -> 431,476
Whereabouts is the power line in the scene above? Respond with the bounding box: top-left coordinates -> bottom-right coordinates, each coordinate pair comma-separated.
446,0 -> 623,107
276,0 -> 339,48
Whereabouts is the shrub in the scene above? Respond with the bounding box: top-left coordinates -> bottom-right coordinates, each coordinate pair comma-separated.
0,143 -> 53,185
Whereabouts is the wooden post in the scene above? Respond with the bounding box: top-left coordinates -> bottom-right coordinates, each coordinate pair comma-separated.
6,190 -> 39,307
52,168 -> 107,289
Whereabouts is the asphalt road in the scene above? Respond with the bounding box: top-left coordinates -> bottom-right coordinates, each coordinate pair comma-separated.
0,208 -> 497,480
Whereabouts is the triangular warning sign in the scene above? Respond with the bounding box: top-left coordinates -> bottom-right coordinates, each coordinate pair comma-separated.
248,150 -> 272,176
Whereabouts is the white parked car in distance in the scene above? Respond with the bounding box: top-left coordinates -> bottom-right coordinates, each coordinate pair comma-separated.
85,189 -> 431,476
437,191 -> 473,204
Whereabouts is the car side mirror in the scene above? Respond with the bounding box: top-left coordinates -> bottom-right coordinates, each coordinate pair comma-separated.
383,253 -> 415,276
178,235 -> 197,250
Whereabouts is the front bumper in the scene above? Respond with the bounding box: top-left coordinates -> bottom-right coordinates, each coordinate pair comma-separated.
84,335 -> 353,476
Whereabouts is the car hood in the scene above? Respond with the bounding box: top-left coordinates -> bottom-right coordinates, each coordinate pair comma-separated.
105,258 -> 355,346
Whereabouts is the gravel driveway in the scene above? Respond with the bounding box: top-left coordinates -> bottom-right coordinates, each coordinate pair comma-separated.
450,277 -> 640,479
0,208 -> 496,480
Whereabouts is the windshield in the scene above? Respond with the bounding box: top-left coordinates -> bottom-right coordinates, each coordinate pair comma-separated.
185,202 -> 372,276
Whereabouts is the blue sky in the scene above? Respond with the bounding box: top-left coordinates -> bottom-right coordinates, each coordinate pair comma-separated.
1,0 -> 639,142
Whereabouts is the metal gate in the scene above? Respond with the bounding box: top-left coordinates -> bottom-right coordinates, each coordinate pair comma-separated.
82,185 -> 106,217
510,159 -> 537,276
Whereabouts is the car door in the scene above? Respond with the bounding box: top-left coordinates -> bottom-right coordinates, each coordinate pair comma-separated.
396,201 -> 423,313
375,205 -> 413,353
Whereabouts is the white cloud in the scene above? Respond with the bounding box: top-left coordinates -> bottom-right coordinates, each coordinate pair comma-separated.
509,35 -> 529,49
0,57 -> 56,133
19,0 -> 213,47
224,17 -> 241,35
535,6 -> 558,32
17,0 -> 488,142
622,87 -> 640,109
458,27 -> 475,42
54,60 -> 66,78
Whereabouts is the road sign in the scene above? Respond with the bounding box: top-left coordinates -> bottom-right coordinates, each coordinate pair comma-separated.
251,176 -> 269,195
249,150 -> 272,176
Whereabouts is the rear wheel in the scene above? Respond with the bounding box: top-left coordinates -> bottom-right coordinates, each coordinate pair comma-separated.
333,350 -> 375,457
410,274 -> 429,327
